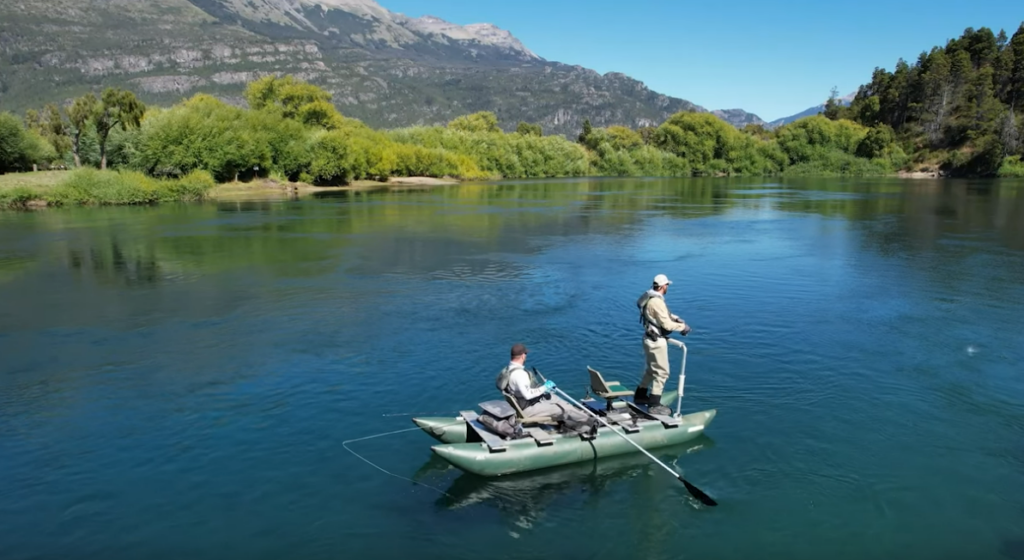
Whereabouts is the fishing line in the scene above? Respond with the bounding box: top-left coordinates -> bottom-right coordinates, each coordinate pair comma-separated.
342,422 -> 463,498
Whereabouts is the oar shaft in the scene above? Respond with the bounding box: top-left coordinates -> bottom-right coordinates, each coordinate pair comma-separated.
553,387 -> 717,506
553,388 -> 682,480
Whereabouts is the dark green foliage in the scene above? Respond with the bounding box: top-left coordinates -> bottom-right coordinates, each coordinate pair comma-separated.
0,112 -> 55,173
95,88 -> 146,169
998,155 -> 1024,176
578,119 -> 593,145
516,122 -> 543,137
823,87 -> 844,120
448,112 -> 501,134
845,22 -> 1024,175
135,95 -> 279,182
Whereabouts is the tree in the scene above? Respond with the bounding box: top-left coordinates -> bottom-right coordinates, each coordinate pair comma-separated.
1001,108 -> 1021,155
26,104 -> 72,159
1008,23 -> 1024,110
921,48 -> 954,146
516,122 -> 542,136
448,111 -> 501,134
856,125 -> 896,159
578,119 -> 593,144
637,125 -> 657,145
67,94 -> 99,168
245,75 -> 341,127
823,87 -> 844,120
0,113 -> 55,173
605,126 -> 643,150
94,88 -> 145,170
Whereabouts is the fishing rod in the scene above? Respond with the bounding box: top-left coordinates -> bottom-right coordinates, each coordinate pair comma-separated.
552,386 -> 717,507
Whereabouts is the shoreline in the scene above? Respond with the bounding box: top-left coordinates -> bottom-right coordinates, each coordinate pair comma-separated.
2,169 -> 1018,210
207,176 -> 460,201
0,172 -> 462,208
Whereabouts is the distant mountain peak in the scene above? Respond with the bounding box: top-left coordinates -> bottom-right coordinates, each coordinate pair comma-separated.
712,108 -> 766,128
401,13 -> 540,60
766,92 -> 856,128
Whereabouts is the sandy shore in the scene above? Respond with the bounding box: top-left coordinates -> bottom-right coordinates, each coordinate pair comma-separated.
208,176 -> 459,200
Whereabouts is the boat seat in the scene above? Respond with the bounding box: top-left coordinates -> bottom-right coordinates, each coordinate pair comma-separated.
503,391 -> 557,426
587,366 -> 633,410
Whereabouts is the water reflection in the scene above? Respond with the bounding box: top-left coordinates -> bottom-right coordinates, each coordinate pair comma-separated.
67,239 -> 160,287
2,178 -> 1020,291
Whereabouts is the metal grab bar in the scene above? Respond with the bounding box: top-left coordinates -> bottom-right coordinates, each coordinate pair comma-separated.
667,339 -> 687,417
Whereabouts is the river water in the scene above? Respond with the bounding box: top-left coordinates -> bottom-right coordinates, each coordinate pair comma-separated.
1,177 -> 1023,560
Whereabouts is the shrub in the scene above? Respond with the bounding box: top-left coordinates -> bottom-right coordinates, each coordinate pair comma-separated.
0,186 -> 41,209
997,156 -> 1024,177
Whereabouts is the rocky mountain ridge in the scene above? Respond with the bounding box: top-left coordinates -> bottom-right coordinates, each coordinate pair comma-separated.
0,0 -> 712,136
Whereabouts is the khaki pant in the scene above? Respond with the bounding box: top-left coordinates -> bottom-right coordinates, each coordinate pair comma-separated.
640,337 -> 670,396
522,395 -> 592,426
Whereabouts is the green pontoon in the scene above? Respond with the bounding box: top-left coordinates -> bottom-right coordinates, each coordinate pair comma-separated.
413,340 -> 717,479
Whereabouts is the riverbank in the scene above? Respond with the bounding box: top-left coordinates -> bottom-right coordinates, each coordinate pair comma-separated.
0,170 -> 462,209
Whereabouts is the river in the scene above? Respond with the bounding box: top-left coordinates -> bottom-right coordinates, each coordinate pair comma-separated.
1,177 -> 1023,560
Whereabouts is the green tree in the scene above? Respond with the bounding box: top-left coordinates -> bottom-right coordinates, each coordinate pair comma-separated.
448,111 -> 501,134
244,75 -> 343,129
0,113 -> 55,173
605,126 -> 643,150
1008,23 -> 1024,110
67,94 -> 100,168
26,103 -> 72,160
855,125 -> 896,159
920,48 -> 954,146
578,119 -> 593,144
94,88 -> 145,169
823,87 -> 844,120
516,122 -> 542,136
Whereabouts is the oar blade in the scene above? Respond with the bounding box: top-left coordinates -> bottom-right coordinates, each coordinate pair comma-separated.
680,476 -> 718,507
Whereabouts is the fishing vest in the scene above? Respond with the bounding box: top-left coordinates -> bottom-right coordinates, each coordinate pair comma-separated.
637,290 -> 671,341
496,363 -> 544,410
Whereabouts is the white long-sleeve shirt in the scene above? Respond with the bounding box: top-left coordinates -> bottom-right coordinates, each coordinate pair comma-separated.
507,362 -> 545,400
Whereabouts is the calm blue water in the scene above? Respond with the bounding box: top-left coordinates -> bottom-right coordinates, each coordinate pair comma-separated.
1,177 -> 1023,560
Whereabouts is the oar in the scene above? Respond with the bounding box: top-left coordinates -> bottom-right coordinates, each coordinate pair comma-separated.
553,386 -> 718,507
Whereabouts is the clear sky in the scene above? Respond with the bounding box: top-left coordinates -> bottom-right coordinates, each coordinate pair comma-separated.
381,0 -> 1022,122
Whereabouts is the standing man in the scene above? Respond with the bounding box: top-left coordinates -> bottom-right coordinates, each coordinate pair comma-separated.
496,343 -> 594,431
634,274 -> 691,415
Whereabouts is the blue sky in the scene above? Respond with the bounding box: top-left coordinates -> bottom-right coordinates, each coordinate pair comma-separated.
382,0 -> 1022,122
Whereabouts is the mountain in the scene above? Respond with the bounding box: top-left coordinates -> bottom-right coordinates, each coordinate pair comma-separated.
767,93 -> 855,128
0,0 -> 707,137
712,109 -> 766,128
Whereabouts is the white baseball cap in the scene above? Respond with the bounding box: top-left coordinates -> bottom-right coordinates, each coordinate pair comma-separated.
653,274 -> 672,287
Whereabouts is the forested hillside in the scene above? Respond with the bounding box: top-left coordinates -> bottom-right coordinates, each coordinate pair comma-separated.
834,24 -> 1024,176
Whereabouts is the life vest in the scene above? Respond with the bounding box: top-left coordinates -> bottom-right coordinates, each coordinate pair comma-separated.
495,362 -> 524,393
496,363 -> 544,410
637,289 -> 671,340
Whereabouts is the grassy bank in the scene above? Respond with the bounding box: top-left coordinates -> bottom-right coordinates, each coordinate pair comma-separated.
0,170 -> 464,209
0,168 -> 215,209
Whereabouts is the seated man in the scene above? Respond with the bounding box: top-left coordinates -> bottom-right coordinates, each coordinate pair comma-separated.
496,343 -> 595,432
